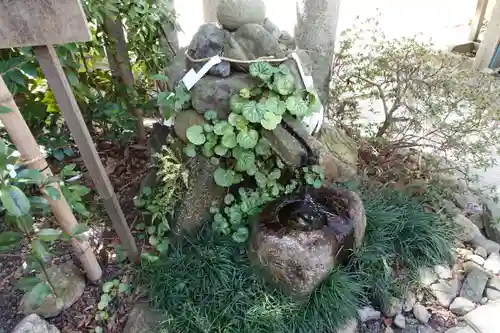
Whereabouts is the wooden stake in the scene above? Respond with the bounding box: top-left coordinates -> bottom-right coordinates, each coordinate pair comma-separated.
0,76 -> 102,281
469,0 -> 489,42
475,0 -> 500,69
33,45 -> 139,263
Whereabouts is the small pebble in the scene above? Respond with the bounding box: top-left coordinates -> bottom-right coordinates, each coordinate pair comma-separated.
393,313 -> 406,329
413,303 -> 431,324
480,297 -> 489,305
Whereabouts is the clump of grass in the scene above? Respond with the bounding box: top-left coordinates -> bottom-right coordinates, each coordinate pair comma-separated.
138,184 -> 456,333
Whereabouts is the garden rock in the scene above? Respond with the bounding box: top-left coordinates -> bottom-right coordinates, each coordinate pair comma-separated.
188,24 -> 230,78
248,186 -> 366,297
173,156 -> 225,237
123,302 -> 166,333
485,287 -> 500,300
483,198 -> 500,243
465,253 -> 485,266
262,123 -> 307,167
430,278 -> 460,307
262,18 -> 281,39
357,306 -> 381,322
480,297 -> 489,304
464,300 -> 500,333
483,252 -> 500,274
20,262 -> 85,318
474,246 -> 487,259
460,267 -> 489,302
165,47 -> 188,89
336,318 -> 358,333
279,31 -> 296,50
442,199 -> 461,216
11,314 -> 59,333
403,291 -> 417,312
419,267 -> 438,286
190,73 -> 259,118
394,313 -> 406,329
217,0 -> 266,31
487,276 -> 500,291
470,234 -> 500,255
174,109 -> 208,143
318,124 -> 358,171
413,303 -> 430,324
382,296 -> 403,317
449,297 -> 476,316
224,24 -> 282,61
452,214 -> 481,242
434,265 -> 453,280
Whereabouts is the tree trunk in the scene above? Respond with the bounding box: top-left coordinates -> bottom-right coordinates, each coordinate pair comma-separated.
103,16 -> 147,143
203,0 -> 219,23
159,0 -> 180,60
295,0 -> 341,106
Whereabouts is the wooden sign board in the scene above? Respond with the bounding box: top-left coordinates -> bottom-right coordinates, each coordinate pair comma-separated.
0,0 -> 91,49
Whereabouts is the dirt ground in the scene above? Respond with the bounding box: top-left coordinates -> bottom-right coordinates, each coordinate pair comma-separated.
0,137 -> 150,333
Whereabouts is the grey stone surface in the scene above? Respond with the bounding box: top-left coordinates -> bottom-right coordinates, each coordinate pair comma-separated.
483,252 -> 500,274
190,73 -> 259,118
430,278 -> 460,307
483,199 -> 500,243
262,123 -> 307,167
20,262 -> 85,318
123,302 -> 166,333
174,109 -> 208,143
262,18 -> 281,39
442,199 -> 461,216
394,313 -> 406,329
335,318 -> 358,333
434,265 -> 453,280
382,297 -> 403,317
485,287 -> 500,300
444,326 -> 476,333
165,46 -> 188,89
453,214 -> 481,242
465,253 -> 485,266
480,297 -> 489,305
487,276 -> 500,291
474,246 -> 488,259
470,234 -> 500,255
465,300 -> 500,333
357,306 -> 381,322
11,314 -> 59,333
420,267 -> 438,286
224,23 -> 282,61
403,291 -> 417,312
460,267 -> 489,303
412,303 -> 430,324
217,0 -> 266,31
449,297 -> 476,316
188,23 -> 230,77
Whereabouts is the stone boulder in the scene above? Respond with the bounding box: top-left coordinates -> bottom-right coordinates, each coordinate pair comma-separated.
188,24 -> 230,78
224,24 -> 283,62
12,314 -> 59,333
483,198 -> 500,243
165,46 -> 188,90
20,262 -> 85,318
123,302 -> 167,333
217,0 -> 266,31
190,73 -> 260,118
248,186 -> 366,297
174,109 -> 208,143
460,267 -> 489,303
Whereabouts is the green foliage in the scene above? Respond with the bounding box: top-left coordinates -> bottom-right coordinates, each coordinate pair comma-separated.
95,278 -> 129,324
331,17 -> 500,175
134,144 -> 188,260
179,62 -> 323,241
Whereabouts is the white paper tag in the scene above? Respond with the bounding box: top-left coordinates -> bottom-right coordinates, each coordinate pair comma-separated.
182,56 -> 222,90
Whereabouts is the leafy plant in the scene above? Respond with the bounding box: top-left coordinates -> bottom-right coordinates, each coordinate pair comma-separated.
134,143 -> 188,261
181,62 -> 323,242
330,16 -> 500,177
95,278 -> 130,327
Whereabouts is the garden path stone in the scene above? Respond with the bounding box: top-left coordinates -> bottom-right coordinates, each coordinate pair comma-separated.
190,73 -> 259,118
357,306 -> 381,322
460,267 -> 489,303
188,24 -> 230,77
474,247 -> 488,259
394,313 -> 406,329
430,278 -> 460,307
483,253 -> 500,274
11,314 -> 59,333
449,297 -> 476,316
465,253 -> 485,266
412,303 -> 430,324
485,288 -> 500,300
465,300 -> 500,333
122,302 -> 166,333
20,262 -> 85,318
217,0 -> 266,31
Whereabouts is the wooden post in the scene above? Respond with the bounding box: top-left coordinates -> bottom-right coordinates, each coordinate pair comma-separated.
33,45 -> 140,263
0,76 -> 102,281
475,0 -> 500,69
469,0 -> 489,42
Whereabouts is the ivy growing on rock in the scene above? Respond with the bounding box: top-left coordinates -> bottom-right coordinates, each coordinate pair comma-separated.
182,62 -> 324,242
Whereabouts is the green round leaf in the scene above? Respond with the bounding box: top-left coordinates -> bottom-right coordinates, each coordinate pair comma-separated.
232,227 -> 249,243
214,121 -> 233,136
186,125 -> 206,145
229,95 -> 246,114
26,282 -> 52,307
0,185 -> 31,217
228,113 -> 248,130
221,132 -> 237,148
240,88 -> 251,99
286,95 -> 308,117
214,145 -> 228,156
36,228 -> 62,242
265,96 -> 286,115
313,179 -> 323,188
213,168 -> 236,187
269,169 -> 282,180
0,231 -> 22,252
261,112 -> 282,130
102,281 -> 114,293
202,143 -> 214,157
204,110 -> 218,121
242,101 -> 261,123
237,129 -> 259,149
235,150 -> 256,172
249,62 -> 276,82
183,143 -> 197,157
224,194 -> 235,205
273,72 -> 295,95
255,137 -> 271,156
203,124 -> 214,132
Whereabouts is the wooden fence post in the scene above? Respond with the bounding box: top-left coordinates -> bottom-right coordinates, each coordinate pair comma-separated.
33,45 -> 140,263
0,76 -> 102,281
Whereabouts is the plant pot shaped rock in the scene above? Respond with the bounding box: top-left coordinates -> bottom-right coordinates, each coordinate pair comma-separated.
248,186 -> 366,297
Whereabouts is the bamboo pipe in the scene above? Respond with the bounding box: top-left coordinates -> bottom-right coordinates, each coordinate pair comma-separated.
0,75 -> 102,281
